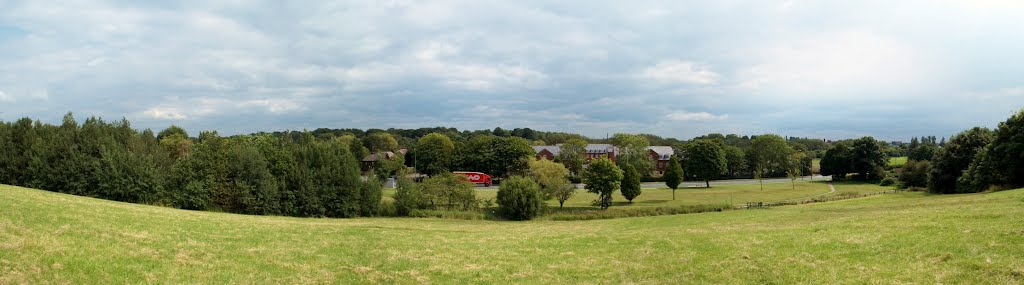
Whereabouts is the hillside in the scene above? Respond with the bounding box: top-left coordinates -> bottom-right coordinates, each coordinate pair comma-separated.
2,184 -> 1023,284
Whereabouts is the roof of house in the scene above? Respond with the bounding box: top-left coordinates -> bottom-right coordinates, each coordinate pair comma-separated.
362,151 -> 397,162
532,145 -> 561,156
648,146 -> 674,160
584,143 -> 616,154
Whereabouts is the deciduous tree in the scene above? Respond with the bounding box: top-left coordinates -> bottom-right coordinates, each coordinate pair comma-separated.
927,127 -> 993,194
416,133 -> 455,176
583,157 -> 623,209
683,139 -> 727,188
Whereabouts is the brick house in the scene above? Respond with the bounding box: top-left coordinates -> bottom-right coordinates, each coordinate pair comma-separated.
361,149 -> 407,171
532,144 -> 674,174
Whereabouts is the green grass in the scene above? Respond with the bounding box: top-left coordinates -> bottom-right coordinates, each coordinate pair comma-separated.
3,184 -> 1024,284
387,180 -> 885,209
889,156 -> 908,167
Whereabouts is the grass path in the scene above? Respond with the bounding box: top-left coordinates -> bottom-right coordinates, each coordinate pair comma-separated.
779,182 -> 838,203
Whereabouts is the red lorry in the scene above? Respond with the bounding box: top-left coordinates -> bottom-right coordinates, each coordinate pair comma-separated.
452,171 -> 493,187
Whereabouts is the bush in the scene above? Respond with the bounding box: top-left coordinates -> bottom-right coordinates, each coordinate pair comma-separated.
879,177 -> 896,186
419,173 -> 477,211
496,176 -> 545,220
568,175 -> 582,184
620,164 -> 642,202
359,179 -> 383,216
393,169 -> 422,216
378,201 -> 398,217
898,160 -> 930,189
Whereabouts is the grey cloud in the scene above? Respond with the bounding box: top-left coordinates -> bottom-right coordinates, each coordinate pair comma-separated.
0,1 -> 1022,141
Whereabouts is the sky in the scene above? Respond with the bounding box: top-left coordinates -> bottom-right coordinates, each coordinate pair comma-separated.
1,0 -> 1023,141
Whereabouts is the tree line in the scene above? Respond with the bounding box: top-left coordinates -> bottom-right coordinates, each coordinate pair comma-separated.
820,109 -> 1024,195
0,113 -> 382,218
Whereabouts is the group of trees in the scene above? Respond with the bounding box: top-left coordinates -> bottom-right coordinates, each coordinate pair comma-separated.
819,137 -> 887,181
926,109 -> 1023,194
672,134 -> 813,184
0,113 -> 383,218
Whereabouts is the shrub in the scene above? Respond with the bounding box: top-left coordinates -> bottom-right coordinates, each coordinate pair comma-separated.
419,172 -> 477,211
620,164 -> 642,202
359,179 -> 383,217
393,169 -> 422,216
568,175 -> 582,184
496,176 -> 545,220
378,201 -> 398,217
879,177 -> 896,186
898,160 -> 930,189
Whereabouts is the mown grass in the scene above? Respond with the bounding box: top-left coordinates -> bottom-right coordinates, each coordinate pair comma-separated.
3,184 -> 1024,284
889,156 -> 909,167
386,179 -> 863,210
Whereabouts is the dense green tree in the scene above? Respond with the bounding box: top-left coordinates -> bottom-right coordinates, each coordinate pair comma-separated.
683,139 -> 727,188
583,157 -> 623,209
663,156 -> 684,200
981,109 -> 1024,188
496,176 -> 545,220
365,132 -> 399,153
899,159 -> 930,189
908,137 -> 937,161
460,135 -> 535,178
156,125 -> 188,140
416,133 -> 455,176
528,159 -> 570,201
749,134 -> 794,178
821,143 -> 853,180
610,133 -> 654,176
927,127 -> 993,194
557,138 -> 588,176
851,136 -> 888,180
723,146 -> 748,178
619,164 -> 642,202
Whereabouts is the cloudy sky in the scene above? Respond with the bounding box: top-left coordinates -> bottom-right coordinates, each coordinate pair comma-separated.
1,1 -> 1022,141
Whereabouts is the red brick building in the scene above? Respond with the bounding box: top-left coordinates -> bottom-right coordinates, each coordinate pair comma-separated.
532,144 -> 674,174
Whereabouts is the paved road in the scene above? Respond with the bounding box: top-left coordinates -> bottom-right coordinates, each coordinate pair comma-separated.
457,175 -> 832,190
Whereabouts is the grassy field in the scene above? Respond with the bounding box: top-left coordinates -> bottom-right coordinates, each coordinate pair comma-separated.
889,156 -> 908,167
3,184 -> 1023,284
387,180 -> 886,209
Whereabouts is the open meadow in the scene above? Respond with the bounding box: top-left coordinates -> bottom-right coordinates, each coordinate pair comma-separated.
3,183 -> 1023,284
386,180 -> 891,210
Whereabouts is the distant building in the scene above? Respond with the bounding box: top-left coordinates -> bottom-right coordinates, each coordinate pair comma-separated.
361,148 -> 407,171
532,144 -> 674,175
647,146 -> 674,175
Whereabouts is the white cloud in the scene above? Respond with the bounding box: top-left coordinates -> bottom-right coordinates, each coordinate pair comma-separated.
143,107 -> 187,120
734,31 -> 940,97
666,111 -> 729,121
0,90 -> 11,102
640,60 -> 720,85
